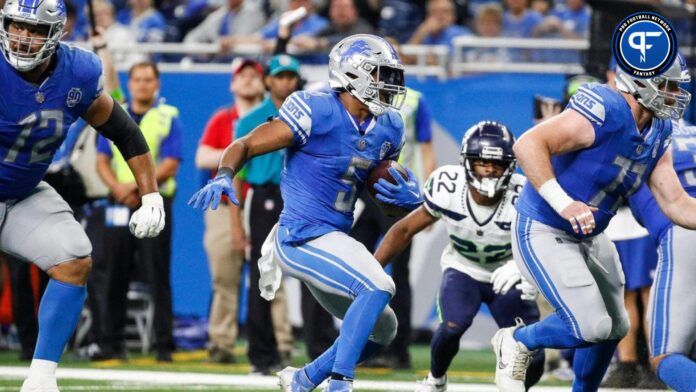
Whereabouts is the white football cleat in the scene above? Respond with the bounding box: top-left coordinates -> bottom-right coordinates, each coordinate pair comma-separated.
278,366 -> 299,392
415,373 -> 447,392
20,376 -> 59,392
491,318 -> 531,392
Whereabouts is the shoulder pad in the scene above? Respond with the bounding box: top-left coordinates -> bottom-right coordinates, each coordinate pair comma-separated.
424,165 -> 465,216
382,109 -> 404,130
297,90 -> 334,118
567,83 -> 610,127
508,173 -> 527,190
65,44 -> 102,84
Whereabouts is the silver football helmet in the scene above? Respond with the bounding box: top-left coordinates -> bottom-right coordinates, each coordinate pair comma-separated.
615,54 -> 692,120
328,34 -> 406,116
0,0 -> 66,71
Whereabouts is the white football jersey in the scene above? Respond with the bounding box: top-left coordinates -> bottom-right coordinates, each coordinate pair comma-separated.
423,165 -> 525,283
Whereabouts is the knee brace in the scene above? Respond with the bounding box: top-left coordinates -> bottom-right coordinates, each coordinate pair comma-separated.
370,306 -> 398,346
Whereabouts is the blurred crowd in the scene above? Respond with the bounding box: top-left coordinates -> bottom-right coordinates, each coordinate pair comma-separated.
58,0 -> 599,64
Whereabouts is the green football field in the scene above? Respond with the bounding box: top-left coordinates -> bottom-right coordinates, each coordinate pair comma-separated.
0,342 -> 575,391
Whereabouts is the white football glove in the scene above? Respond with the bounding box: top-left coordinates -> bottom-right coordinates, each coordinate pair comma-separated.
516,279 -> 539,301
129,192 -> 165,239
490,260 -> 522,295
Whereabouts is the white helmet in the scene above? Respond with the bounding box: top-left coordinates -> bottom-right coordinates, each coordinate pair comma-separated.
615,54 -> 691,120
0,0 -> 66,71
328,34 -> 406,116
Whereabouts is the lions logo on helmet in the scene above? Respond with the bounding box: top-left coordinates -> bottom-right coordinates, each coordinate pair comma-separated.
460,121 -> 516,198
615,54 -> 692,120
328,34 -> 406,116
0,0 -> 66,71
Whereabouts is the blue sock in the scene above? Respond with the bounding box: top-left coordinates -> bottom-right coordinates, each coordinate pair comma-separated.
332,290 -> 391,378
657,354 -> 696,392
513,314 -> 592,350
34,280 -> 87,362
304,338 -> 383,385
572,340 -> 618,392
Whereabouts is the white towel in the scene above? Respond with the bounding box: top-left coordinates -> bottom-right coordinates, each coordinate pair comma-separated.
258,223 -> 283,301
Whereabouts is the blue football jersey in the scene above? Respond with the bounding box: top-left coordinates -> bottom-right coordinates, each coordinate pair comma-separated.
0,43 -> 103,201
516,83 -> 672,237
277,90 -> 404,244
629,123 -> 696,241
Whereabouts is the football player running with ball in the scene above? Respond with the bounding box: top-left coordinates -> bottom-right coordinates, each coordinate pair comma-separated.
374,121 -> 544,392
189,34 -> 423,392
494,55 -> 694,392
0,0 -> 165,391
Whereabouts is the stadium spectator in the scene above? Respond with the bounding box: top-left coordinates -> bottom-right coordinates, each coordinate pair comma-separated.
407,0 -> 471,53
233,54 -> 302,374
378,0 -> 424,43
502,0 -> 542,38
530,0 -> 553,15
183,0 -> 265,47
256,0 -> 328,62
533,0 -> 590,39
117,0 -> 166,43
467,2 -> 509,62
289,0 -> 373,54
194,58 -> 265,364
92,0 -> 145,66
95,62 -> 183,362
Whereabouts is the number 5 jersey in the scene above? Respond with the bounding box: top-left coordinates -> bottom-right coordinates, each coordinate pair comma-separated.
423,164 -> 525,283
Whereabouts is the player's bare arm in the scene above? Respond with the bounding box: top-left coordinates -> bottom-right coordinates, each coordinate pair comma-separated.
649,149 -> 696,229
218,118 -> 295,173
83,93 -> 158,197
189,119 -> 295,210
374,206 -> 438,267
514,109 -> 598,234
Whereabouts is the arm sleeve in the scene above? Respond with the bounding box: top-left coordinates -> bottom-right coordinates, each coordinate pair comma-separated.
160,117 -> 184,160
96,134 -> 114,157
415,96 -> 433,143
278,91 -> 313,146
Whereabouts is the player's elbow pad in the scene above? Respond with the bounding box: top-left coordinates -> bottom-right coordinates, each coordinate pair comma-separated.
94,103 -> 150,160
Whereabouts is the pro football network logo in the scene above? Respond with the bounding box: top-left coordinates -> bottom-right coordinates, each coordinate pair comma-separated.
612,12 -> 677,77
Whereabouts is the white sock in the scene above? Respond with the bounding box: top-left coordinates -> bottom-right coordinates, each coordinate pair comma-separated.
28,359 -> 57,377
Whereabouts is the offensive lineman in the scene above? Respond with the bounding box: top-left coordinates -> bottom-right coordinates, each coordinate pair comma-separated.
628,122 -> 696,391
493,56 -> 694,391
374,121 -> 545,391
0,0 -> 165,391
189,34 -> 423,392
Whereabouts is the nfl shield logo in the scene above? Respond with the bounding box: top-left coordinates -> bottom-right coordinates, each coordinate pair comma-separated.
379,142 -> 392,160
66,88 -> 83,108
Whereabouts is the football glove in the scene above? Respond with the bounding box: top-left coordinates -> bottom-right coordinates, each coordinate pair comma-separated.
491,260 -> 521,295
129,192 -> 166,239
516,279 -> 538,301
374,167 -> 423,211
188,171 -> 238,210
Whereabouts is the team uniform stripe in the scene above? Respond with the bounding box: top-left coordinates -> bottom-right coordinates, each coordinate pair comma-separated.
298,244 -> 376,294
568,101 -> 604,126
517,215 -> 583,339
279,111 -> 308,144
290,94 -> 312,115
576,87 -> 604,103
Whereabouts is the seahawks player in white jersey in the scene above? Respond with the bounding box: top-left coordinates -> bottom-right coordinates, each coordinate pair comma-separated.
375,121 -> 544,391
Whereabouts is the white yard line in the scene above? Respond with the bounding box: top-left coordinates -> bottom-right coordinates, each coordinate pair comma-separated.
0,367 -> 664,391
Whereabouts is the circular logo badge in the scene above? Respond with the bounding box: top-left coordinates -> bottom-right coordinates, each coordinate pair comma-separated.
612,12 -> 677,77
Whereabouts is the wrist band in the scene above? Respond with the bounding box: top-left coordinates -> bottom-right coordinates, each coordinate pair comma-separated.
538,178 -> 574,214
216,166 -> 236,179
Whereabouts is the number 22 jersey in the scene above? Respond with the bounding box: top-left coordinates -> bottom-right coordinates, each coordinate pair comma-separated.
424,165 -> 524,282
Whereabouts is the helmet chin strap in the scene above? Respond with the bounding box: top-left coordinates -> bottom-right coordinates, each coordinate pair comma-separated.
479,178 -> 498,198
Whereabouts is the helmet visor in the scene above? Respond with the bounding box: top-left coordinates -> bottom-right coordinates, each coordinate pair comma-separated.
373,64 -> 406,110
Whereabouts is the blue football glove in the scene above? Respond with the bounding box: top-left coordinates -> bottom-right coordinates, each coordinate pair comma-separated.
374,167 -> 423,211
188,171 -> 238,210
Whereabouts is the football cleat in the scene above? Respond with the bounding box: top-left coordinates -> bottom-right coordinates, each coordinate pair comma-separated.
491,318 -> 531,392
415,373 -> 447,392
20,375 -> 59,392
278,366 -> 316,392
